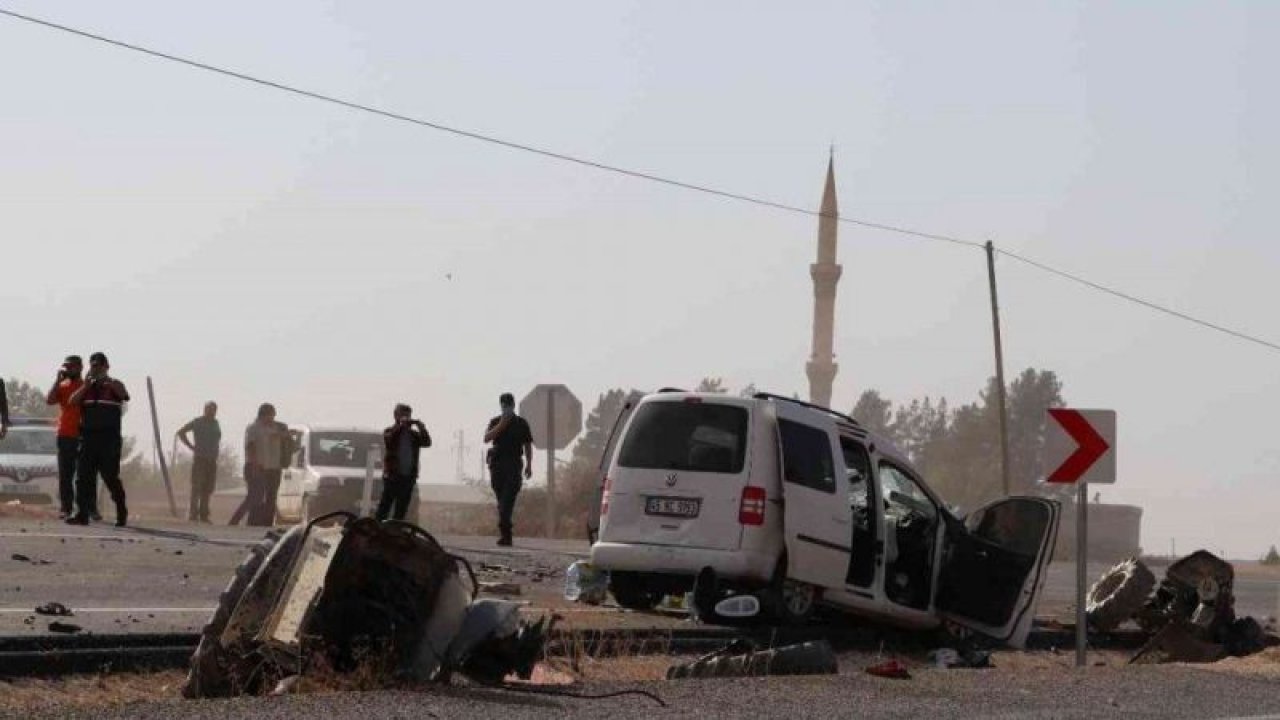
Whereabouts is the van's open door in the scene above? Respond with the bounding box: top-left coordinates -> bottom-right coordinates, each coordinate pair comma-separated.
774,402 -> 852,590
588,391 -> 644,543
937,497 -> 1060,647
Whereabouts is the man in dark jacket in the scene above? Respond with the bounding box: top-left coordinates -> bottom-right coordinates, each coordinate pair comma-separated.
484,392 -> 533,547
66,352 -> 129,527
376,403 -> 431,522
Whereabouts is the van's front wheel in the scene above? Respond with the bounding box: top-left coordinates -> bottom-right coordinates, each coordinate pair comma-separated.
609,572 -> 661,610
776,579 -> 818,624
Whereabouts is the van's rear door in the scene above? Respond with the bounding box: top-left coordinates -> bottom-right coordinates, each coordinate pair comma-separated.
601,397 -> 751,551
775,402 -> 852,590
588,391 -> 644,542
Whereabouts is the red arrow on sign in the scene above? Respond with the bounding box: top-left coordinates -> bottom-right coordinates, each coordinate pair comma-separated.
1046,408 -> 1110,484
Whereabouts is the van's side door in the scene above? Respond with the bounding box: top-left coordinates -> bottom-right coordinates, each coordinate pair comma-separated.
937,497 -> 1061,648
588,391 -> 644,543
277,429 -> 306,516
774,402 -> 852,590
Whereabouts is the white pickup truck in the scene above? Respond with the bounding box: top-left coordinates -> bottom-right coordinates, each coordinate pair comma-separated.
274,425 -> 418,525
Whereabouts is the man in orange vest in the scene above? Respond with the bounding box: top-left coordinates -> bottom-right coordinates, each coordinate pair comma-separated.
45,355 -> 85,519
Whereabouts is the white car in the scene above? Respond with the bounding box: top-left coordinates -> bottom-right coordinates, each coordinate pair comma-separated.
590,391 -> 1060,647
0,418 -> 60,506
274,425 -> 418,524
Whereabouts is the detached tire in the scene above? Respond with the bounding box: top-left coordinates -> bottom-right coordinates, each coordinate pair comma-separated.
1086,557 -> 1156,632
183,529 -> 291,698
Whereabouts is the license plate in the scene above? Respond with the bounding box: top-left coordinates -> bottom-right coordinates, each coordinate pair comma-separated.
645,496 -> 701,518
2,484 -> 39,494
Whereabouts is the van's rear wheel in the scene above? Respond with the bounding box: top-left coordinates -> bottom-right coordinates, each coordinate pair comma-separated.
776,579 -> 817,624
609,572 -> 661,610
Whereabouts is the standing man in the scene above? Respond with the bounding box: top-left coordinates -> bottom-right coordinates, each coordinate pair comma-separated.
232,403 -> 290,527
376,403 -> 431,522
66,352 -> 129,527
177,402 -> 221,523
484,392 -> 533,547
45,355 -> 84,519
0,377 -> 9,439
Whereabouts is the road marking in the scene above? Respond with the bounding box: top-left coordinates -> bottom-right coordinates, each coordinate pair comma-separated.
0,607 -> 215,613
0,532 -> 257,545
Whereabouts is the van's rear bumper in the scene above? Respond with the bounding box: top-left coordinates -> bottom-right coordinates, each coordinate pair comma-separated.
590,542 -> 775,583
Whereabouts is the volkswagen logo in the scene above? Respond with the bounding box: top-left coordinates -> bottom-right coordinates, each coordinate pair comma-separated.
665,473 -> 678,487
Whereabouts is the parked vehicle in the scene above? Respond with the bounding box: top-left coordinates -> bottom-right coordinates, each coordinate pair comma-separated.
274,425 -> 418,524
0,418 -> 59,505
590,390 -> 1060,647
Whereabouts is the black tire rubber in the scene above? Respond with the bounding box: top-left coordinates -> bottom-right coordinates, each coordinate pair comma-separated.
609,572 -> 662,611
182,529 -> 284,698
1086,557 -> 1156,632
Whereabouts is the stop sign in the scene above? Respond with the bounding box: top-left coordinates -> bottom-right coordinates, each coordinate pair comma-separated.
519,384 -> 582,451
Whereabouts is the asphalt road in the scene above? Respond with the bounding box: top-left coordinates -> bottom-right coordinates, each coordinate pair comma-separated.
1,515 -> 1277,636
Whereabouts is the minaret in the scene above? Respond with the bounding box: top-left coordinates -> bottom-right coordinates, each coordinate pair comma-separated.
806,153 -> 841,408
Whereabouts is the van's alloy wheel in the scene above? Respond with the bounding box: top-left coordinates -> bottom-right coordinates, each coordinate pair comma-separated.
777,579 -> 817,623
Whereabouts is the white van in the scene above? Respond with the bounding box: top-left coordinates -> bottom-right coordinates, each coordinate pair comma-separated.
274,425 -> 418,524
590,391 -> 1060,647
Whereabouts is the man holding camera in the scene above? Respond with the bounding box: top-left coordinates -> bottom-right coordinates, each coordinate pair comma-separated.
376,404 -> 431,522
177,401 -> 221,523
484,392 -> 533,547
66,352 -> 129,527
45,355 -> 85,519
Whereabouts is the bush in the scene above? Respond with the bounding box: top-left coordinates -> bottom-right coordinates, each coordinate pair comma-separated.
1262,545 -> 1280,566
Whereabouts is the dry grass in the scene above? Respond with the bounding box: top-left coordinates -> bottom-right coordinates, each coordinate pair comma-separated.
0,670 -> 184,713
0,500 -> 59,520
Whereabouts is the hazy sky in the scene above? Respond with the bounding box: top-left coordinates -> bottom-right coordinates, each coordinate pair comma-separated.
2,1 -> 1277,556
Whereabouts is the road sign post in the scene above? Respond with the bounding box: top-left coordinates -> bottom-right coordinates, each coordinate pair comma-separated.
1045,408 -> 1116,669
520,384 -> 582,538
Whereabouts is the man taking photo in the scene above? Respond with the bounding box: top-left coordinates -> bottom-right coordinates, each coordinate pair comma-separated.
45,355 -> 84,519
66,352 -> 129,527
376,403 -> 431,522
484,392 -> 532,547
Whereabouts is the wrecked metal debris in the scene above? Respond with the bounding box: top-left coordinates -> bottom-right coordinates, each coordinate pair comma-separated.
666,638 -> 837,679
35,602 -> 74,617
184,515 -> 551,699
48,622 -> 82,634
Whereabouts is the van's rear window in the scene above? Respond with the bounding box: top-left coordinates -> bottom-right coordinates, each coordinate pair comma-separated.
618,402 -> 748,474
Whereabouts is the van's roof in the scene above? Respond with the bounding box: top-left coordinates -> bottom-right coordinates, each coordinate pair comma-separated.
638,390 -> 917,471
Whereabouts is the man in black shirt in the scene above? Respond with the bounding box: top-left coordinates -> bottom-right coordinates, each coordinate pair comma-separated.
66,352 -> 130,527
484,392 -> 532,547
376,403 -> 431,522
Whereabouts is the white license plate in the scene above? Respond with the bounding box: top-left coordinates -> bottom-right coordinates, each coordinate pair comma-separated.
645,496 -> 701,518
2,484 -> 40,494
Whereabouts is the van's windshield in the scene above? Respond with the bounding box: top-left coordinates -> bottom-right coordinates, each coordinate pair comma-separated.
617,401 -> 748,474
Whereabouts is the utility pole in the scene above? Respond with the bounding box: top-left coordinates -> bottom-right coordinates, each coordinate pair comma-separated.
452,430 -> 470,483
985,241 -> 1012,497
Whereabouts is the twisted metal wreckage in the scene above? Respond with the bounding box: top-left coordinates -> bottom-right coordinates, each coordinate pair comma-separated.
182,514 -> 551,698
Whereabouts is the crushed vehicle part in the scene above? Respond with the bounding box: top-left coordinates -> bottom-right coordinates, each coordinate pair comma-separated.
1131,620 -> 1226,664
186,514 -> 550,699
183,526 -> 294,698
34,602 -> 73,617
1086,557 -> 1156,632
47,622 -> 82,634
928,647 -> 993,669
666,638 -> 837,679
864,659 -> 911,679
479,581 -> 522,596
1135,550 -> 1235,635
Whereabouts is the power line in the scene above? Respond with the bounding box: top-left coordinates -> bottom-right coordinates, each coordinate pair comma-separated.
2,7 -> 1278,355
0,7 -> 979,250
996,248 -> 1280,353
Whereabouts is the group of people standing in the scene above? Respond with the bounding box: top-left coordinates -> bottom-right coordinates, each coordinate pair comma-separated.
45,353 -> 131,527
19,361 -> 536,542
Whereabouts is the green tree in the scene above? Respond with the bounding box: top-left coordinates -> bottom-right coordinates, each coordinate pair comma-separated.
738,383 -> 760,399
851,390 -> 895,439
1263,545 -> 1280,566
1005,369 -> 1065,495
3,378 -> 56,419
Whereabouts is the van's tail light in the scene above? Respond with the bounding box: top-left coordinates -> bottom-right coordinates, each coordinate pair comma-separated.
600,475 -> 611,517
739,486 -> 766,526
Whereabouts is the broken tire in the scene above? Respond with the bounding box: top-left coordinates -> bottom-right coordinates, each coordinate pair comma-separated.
183,529 -> 288,699
1087,557 -> 1156,632
609,572 -> 661,611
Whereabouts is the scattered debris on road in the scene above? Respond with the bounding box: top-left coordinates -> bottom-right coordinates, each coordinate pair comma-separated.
564,561 -> 608,605
10,553 -> 54,566
34,602 -> 74,617
666,638 -> 837,679
183,515 -> 553,700
47,622 -> 82,634
864,659 -> 912,679
479,581 -> 523,596
928,647 -> 993,669
1087,551 -> 1280,664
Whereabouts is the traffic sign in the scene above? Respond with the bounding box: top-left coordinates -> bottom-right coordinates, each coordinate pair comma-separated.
520,384 -> 582,451
1045,408 -> 1115,485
